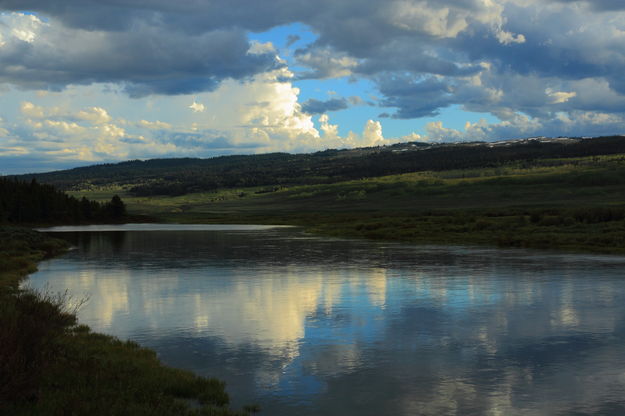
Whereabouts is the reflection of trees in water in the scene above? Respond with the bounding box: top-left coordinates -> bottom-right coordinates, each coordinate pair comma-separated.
55,231 -> 127,255
109,231 -> 126,253
53,227 -> 604,272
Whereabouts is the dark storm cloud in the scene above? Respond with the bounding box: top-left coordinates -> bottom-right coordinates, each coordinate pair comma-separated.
0,1 -> 537,97
0,17 -> 279,96
452,3 -> 623,81
301,98 -> 349,115
357,49 -> 480,78
1,0 -> 625,126
0,0 -> 310,33
377,76 -> 456,119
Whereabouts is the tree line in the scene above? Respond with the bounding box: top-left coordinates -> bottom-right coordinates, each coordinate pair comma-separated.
0,178 -> 126,224
13,135 -> 625,197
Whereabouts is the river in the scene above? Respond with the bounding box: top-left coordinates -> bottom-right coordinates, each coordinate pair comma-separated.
27,224 -> 625,415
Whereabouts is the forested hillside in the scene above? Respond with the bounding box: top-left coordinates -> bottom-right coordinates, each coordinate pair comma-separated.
0,178 -> 126,224
14,135 -> 625,196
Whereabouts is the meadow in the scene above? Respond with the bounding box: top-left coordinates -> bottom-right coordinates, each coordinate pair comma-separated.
68,154 -> 625,253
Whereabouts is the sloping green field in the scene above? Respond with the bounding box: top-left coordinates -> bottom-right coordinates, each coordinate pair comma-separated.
67,155 -> 625,253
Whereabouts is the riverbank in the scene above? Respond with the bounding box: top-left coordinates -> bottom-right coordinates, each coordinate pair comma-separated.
127,209 -> 623,255
0,226 -> 253,415
302,209 -> 625,254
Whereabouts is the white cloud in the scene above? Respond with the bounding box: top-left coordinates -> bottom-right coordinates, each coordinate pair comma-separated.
181,67 -> 320,151
387,0 -> 525,43
137,119 -> 173,130
0,67 -> 320,164
319,114 -> 339,141
399,132 -> 427,142
494,29 -> 526,45
3,63 -> 399,169
189,101 -> 206,113
295,47 -> 359,79
388,1 -> 471,38
20,101 -> 48,118
43,120 -> 86,135
319,115 -> 389,149
424,120 -> 467,142
413,110 -> 625,143
361,119 -> 385,146
75,107 -> 112,124
6,12 -> 43,43
248,40 -> 277,55
545,89 -> 577,104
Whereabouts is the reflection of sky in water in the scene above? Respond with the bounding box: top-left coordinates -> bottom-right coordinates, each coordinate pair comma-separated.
26,226 -> 625,415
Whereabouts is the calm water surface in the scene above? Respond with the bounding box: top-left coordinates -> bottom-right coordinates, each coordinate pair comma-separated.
27,224 -> 625,415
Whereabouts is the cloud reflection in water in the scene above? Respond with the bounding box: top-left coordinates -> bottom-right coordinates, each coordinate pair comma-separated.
28,227 -> 625,415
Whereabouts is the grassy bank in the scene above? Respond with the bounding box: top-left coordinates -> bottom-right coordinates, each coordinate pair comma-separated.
301,210 -> 625,254
0,227 -> 69,290
0,227 -> 253,415
67,154 -> 625,254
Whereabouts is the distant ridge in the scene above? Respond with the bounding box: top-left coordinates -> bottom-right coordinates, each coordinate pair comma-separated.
11,135 -> 625,196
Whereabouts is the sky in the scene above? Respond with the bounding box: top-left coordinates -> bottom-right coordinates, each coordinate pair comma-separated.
1,0 -> 625,174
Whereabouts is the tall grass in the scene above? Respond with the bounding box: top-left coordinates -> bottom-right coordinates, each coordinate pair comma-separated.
0,289 -> 78,405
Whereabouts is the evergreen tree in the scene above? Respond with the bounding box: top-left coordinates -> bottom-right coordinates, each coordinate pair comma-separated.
106,195 -> 126,219
0,178 -> 127,224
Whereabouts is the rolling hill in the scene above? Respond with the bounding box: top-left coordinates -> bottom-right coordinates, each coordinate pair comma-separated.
12,135 -> 625,196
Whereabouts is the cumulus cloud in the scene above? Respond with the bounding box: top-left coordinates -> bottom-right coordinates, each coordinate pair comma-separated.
75,107 -> 112,124
136,119 -> 172,130
1,64 -> 398,171
1,2 -> 623,117
319,115 -> 390,149
189,101 -> 206,113
1,67 -> 316,167
295,47 -> 358,79
386,0 -> 523,42
289,1 -> 625,135
20,101 -> 112,125
13,102 -> 177,164
414,111 -> 625,143
318,114 -> 339,141
361,120 -> 385,146
20,101 -> 48,119
2,0 -> 625,169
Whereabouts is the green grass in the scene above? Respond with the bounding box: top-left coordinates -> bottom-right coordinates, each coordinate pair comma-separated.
297,210 -> 625,254
65,154 -> 625,254
0,227 -> 69,290
0,227 -> 254,415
